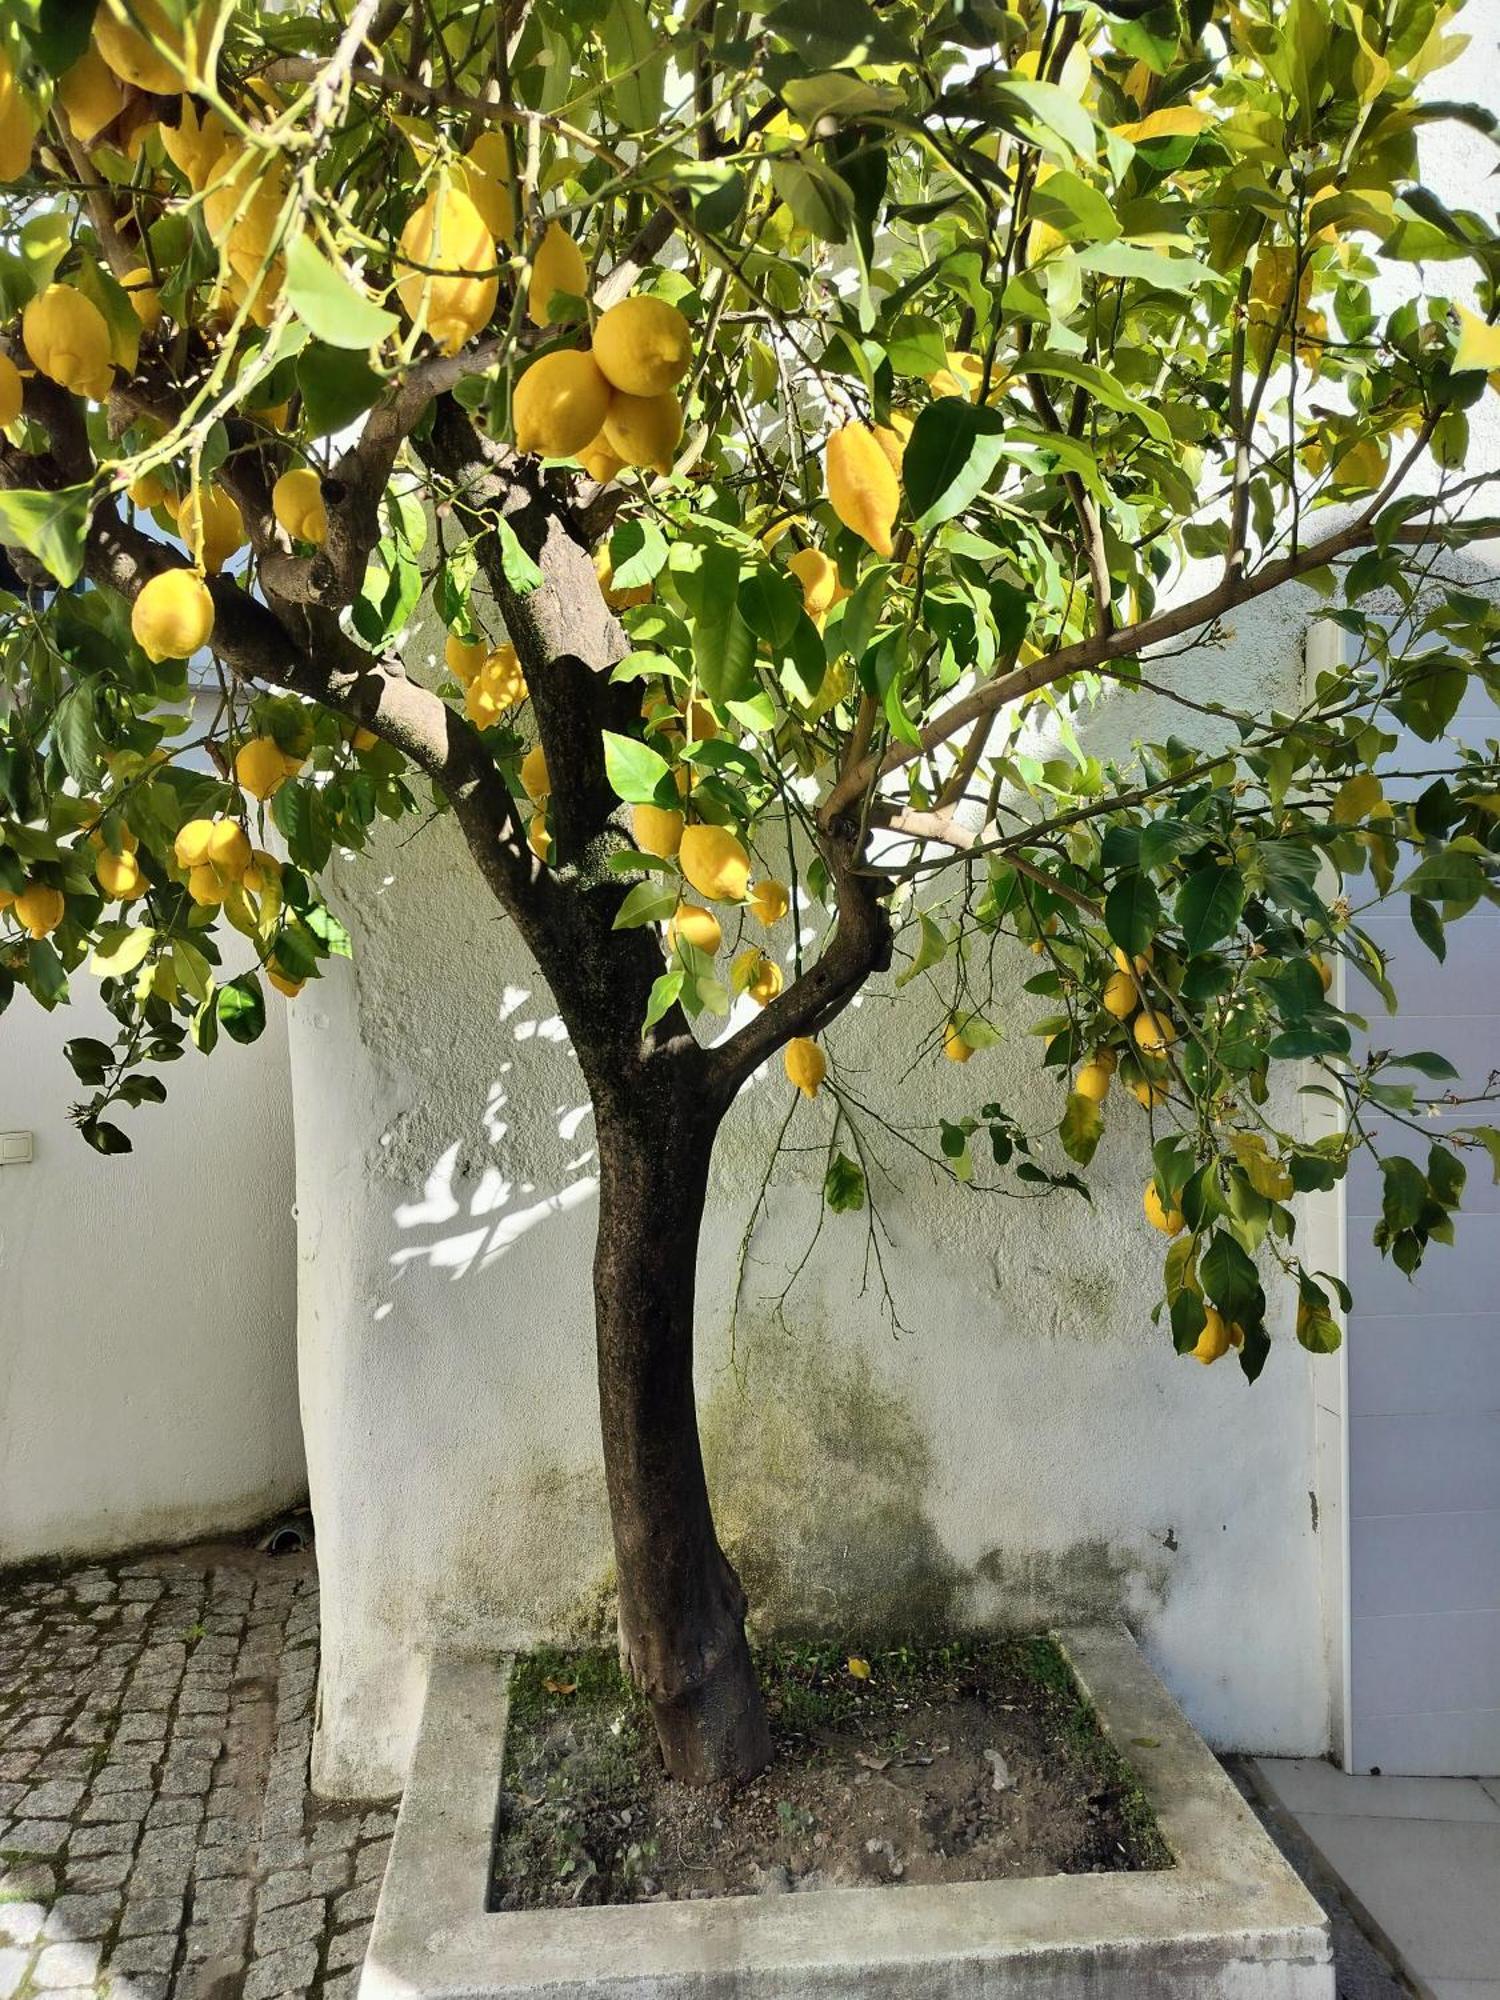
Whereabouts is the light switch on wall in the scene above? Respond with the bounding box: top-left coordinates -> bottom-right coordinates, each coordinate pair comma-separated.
0,1131 -> 35,1165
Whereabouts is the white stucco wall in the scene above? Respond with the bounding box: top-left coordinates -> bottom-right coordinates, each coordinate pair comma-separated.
294,582 -> 1334,1801
0,950 -> 305,1566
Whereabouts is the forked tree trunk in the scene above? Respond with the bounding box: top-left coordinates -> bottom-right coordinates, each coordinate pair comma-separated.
592,1097 -> 772,1785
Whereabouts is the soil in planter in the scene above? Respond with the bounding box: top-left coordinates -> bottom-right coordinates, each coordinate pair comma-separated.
491,1636 -> 1171,1909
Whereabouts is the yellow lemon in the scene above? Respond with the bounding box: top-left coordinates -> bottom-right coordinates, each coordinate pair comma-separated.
464,643 -> 527,727
1131,1074 -> 1169,1108
459,130 -> 516,242
444,630 -> 488,686
0,353 -> 21,429
1313,954 -> 1333,994
591,295 -> 693,398
1144,1180 -> 1185,1236
243,849 -> 281,894
95,0 -> 194,93
594,548 -> 652,610
1102,970 -> 1137,1019
873,411 -> 913,476
749,879 -> 790,926
132,569 -> 214,661
631,804 -> 684,858
160,100 -> 228,191
578,434 -> 625,483
177,484 -> 244,574
1191,1307 -> 1234,1365
601,390 -> 683,476
57,47 -> 124,143
173,819 -> 216,869
119,265 -> 162,330
186,863 -> 225,906
513,349 -> 612,460
1112,945 -> 1151,974
96,848 -> 145,901
0,48 -> 38,182
943,1019 -> 973,1062
395,181 -> 497,354
527,220 -> 588,327
267,963 -> 304,998
350,729 -> 378,753
734,950 -> 783,1007
207,819 -> 251,878
785,1036 -> 826,1098
519,743 -> 550,800
1075,1059 -> 1111,1103
528,812 -> 552,863
1134,1010 -> 1176,1056
679,823 -> 750,903
235,736 -> 293,801
787,547 -> 840,618
825,421 -> 899,556
272,468 -> 327,546
22,284 -> 114,400
667,903 -> 722,955
13,882 -> 65,938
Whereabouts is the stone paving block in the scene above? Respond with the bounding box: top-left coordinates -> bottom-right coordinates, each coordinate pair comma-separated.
0,1948 -> 27,2000
23,1781 -> 85,1818
32,1940 -> 102,1987
252,1898 -> 324,1956
108,1933 -> 178,1973
354,1838 -> 391,1882
0,1903 -> 45,1948
324,1921 -> 371,1971
243,1943 -> 318,2000
332,1879 -> 380,1925
120,1895 -> 187,1938
64,1852 -> 133,1892
44,1892 -> 119,1938
2,1817 -> 69,1854
69,1821 -> 136,1856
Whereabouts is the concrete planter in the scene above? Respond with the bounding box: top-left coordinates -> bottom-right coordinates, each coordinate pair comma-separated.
360,1626 -> 1332,1999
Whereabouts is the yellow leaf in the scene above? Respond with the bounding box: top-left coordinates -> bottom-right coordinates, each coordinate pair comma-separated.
846,1656 -> 871,1681
1113,107 -> 1208,143
542,1675 -> 578,1696
1453,304 -> 1500,375
1331,772 -> 1384,826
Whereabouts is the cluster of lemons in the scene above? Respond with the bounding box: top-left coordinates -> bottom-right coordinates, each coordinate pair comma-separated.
0,879 -> 65,939
512,287 -> 693,477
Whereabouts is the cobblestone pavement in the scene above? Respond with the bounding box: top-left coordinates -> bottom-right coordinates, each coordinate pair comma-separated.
0,1546 -> 395,2000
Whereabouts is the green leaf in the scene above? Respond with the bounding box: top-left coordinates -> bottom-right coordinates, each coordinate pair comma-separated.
1016,352 -> 1171,443
283,235 -> 398,349
903,399 -> 1008,529
770,160 -> 855,242
1073,241 -> 1215,292
672,540 -> 758,702
1401,848 -> 1488,907
1176,864 -> 1245,953
824,1151 -> 866,1212
88,927 -> 154,978
1379,1154 -> 1427,1232
82,1119 -> 132,1156
766,0 -> 911,67
895,912 -> 947,987
1104,874 -> 1161,959
1201,1229 -> 1262,1321
217,974 -> 266,1045
297,343 -> 384,436
496,517 -> 544,596
0,484 -> 94,587
603,0 -> 666,131
642,969 -> 683,1034
601,730 -> 674,805
612,878 -> 679,929
984,78 -> 1096,161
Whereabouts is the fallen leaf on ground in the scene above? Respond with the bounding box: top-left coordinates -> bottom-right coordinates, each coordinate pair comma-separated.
846,1656 -> 871,1680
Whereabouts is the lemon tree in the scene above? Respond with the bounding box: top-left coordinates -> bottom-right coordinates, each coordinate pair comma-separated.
2,0 -> 1499,1784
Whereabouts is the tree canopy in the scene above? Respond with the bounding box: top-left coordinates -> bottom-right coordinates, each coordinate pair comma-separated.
2,0 -> 1499,1386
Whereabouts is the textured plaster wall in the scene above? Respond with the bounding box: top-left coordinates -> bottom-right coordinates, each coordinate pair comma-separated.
0,969 -> 305,1565
293,586 -> 1333,1800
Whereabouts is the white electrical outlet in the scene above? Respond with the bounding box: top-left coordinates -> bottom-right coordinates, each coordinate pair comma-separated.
0,1131 -> 35,1165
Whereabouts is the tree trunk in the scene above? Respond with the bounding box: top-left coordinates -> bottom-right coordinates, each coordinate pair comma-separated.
592,1097 -> 772,1785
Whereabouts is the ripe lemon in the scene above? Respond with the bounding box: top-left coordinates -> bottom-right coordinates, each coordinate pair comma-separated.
22,284 -> 114,400
207,819 -> 251,878
0,353 -> 21,428
132,569 -> 214,661
1134,1010 -> 1176,1056
177,485 -> 245,575
160,101 -> 228,191
187,863 -> 225,906
594,548 -> 652,610
267,965 -> 304,998
13,882 -> 65,938
679,823 -> 750,903
943,1020 -> 973,1062
785,1036 -> 826,1098
464,644 -> 527,727
734,949 -> 783,1006
1131,1074 -> 1169,1108
667,903 -> 721,955
459,131 -> 516,243
235,736 -> 294,801
1313,954 -> 1333,993
749,879 -> 790,926
1143,1180 -> 1184,1236
95,0 -> 193,92
127,469 -> 172,512
631,804 -> 684,858
0,49 -> 38,182
513,350 -> 612,460
119,265 -> 162,330
825,421 -> 900,557
243,849 -> 281,894
578,434 -> 625,483
173,819 -> 216,869
272,468 -> 327,547
602,390 -> 683,475
519,743 -> 550,800
528,813 -> 551,863
1102,970 -> 1137,1018
350,729 -> 378,754
1191,1307 -> 1236,1365
444,630 -> 487,686
873,411 -> 913,476
787,547 -> 839,618
96,848 -> 145,901
527,220 -> 587,328
1075,1059 -> 1111,1103
591,295 -> 693,398
57,48 -> 124,144
396,182 -> 497,354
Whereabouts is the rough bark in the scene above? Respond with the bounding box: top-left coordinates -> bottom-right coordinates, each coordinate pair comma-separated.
592,1080 -> 772,1784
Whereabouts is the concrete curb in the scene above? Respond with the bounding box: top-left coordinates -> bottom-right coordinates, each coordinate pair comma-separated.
360,1625 -> 1333,1998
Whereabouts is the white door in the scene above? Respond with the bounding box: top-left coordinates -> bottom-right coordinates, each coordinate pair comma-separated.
1343,693 -> 1500,1776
